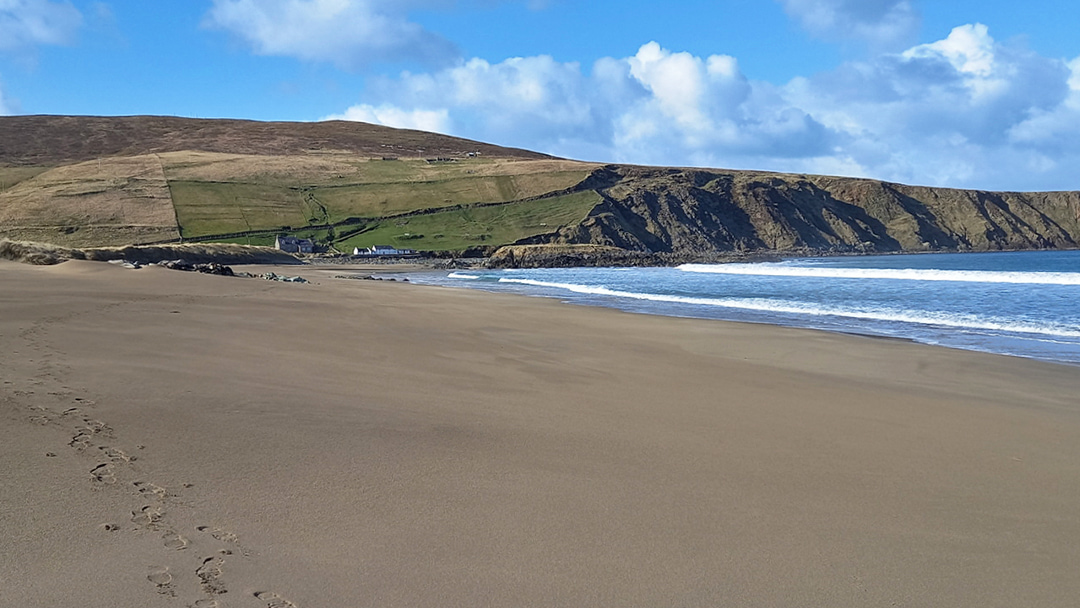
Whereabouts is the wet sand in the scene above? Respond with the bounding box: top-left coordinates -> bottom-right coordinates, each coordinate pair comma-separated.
3,259 -> 1080,607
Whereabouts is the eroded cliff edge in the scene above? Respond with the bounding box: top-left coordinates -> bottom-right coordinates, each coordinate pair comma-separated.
511,165 -> 1080,260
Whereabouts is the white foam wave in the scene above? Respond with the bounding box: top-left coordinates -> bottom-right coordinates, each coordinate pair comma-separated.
678,263 -> 1080,285
497,278 -> 1080,339
448,272 -> 481,280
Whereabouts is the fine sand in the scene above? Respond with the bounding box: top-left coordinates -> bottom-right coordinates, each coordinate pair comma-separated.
3,259 -> 1080,607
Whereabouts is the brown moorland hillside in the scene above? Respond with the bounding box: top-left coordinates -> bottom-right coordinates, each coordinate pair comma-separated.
0,115 -> 551,166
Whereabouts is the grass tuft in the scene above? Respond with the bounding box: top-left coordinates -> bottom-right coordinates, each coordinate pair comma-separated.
0,239 -> 303,266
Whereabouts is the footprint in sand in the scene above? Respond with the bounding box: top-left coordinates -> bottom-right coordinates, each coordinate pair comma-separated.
98,445 -> 134,463
189,600 -> 221,608
89,463 -> 117,487
255,591 -> 299,607
196,526 -> 238,543
133,480 -> 168,501
27,405 -> 55,425
131,505 -> 164,530
147,565 -> 176,597
79,417 -> 112,436
196,556 -> 226,595
162,530 -> 189,550
69,431 -> 92,451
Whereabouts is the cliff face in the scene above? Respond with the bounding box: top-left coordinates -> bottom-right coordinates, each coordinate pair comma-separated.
540,166 -> 1080,255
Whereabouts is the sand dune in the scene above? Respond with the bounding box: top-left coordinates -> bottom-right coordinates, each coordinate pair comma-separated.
2,259 -> 1079,607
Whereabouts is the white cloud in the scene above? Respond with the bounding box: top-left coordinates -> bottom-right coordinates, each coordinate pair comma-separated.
204,0 -> 458,69
327,27 -> 1080,191
322,104 -> 450,133
902,23 -> 1005,98
360,54 -> 603,148
335,42 -> 829,169
1006,57 -> 1080,157
789,24 -> 1072,188
0,0 -> 82,52
778,0 -> 919,49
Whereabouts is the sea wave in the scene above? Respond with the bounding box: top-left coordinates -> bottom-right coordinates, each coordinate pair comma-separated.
448,272 -> 481,280
677,264 -> 1080,285
497,278 -> 1080,339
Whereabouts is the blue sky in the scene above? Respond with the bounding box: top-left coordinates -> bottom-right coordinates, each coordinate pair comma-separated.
2,1 -> 1080,191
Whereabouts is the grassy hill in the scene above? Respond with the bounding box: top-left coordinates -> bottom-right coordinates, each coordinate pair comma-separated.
0,116 -> 598,250
2,115 -> 1079,259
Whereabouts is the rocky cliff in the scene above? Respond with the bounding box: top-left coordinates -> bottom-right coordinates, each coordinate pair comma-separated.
527,165 -> 1080,257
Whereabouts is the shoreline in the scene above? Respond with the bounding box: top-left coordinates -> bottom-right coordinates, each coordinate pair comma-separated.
4,258 -> 1080,606
299,244 -> 1080,270
392,260 -> 1080,369
9,249 -> 1077,367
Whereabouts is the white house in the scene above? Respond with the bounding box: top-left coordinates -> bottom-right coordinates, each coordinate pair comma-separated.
353,245 -> 417,256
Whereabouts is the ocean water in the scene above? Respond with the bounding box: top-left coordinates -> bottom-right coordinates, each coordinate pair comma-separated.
407,250 -> 1080,365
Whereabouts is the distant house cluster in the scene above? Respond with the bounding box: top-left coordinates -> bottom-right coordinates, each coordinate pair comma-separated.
353,245 -> 417,257
275,235 -> 315,254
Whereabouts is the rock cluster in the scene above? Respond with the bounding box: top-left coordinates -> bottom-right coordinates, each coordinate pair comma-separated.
333,274 -> 407,282
157,260 -> 235,276
260,272 -> 307,283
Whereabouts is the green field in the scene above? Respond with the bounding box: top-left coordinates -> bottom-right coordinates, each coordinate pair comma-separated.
0,167 -> 49,192
169,181 -> 316,237
313,171 -> 585,219
334,190 -> 602,252
166,159 -> 597,251
3,149 -> 601,251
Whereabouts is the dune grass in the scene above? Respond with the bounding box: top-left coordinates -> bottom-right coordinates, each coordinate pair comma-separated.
0,238 -> 301,265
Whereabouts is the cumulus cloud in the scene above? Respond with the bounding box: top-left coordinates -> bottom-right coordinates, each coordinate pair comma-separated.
204,0 -> 458,69
322,104 -> 450,133
0,0 -> 82,52
1006,57 -> 1080,156
789,24 -> 1072,188
778,0 -> 919,49
335,43 -> 831,170
328,27 -> 1080,191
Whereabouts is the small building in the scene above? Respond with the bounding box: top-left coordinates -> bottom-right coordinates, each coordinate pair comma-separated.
275,236 -> 315,254
354,245 -> 417,256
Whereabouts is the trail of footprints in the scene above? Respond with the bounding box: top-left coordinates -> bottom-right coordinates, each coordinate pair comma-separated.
11,309 -> 301,606
71,395 -> 297,605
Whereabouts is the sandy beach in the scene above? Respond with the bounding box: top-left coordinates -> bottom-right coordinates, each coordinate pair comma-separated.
3,259 -> 1080,607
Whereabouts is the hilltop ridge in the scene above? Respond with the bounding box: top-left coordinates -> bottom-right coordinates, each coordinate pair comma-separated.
0,115 -> 551,166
